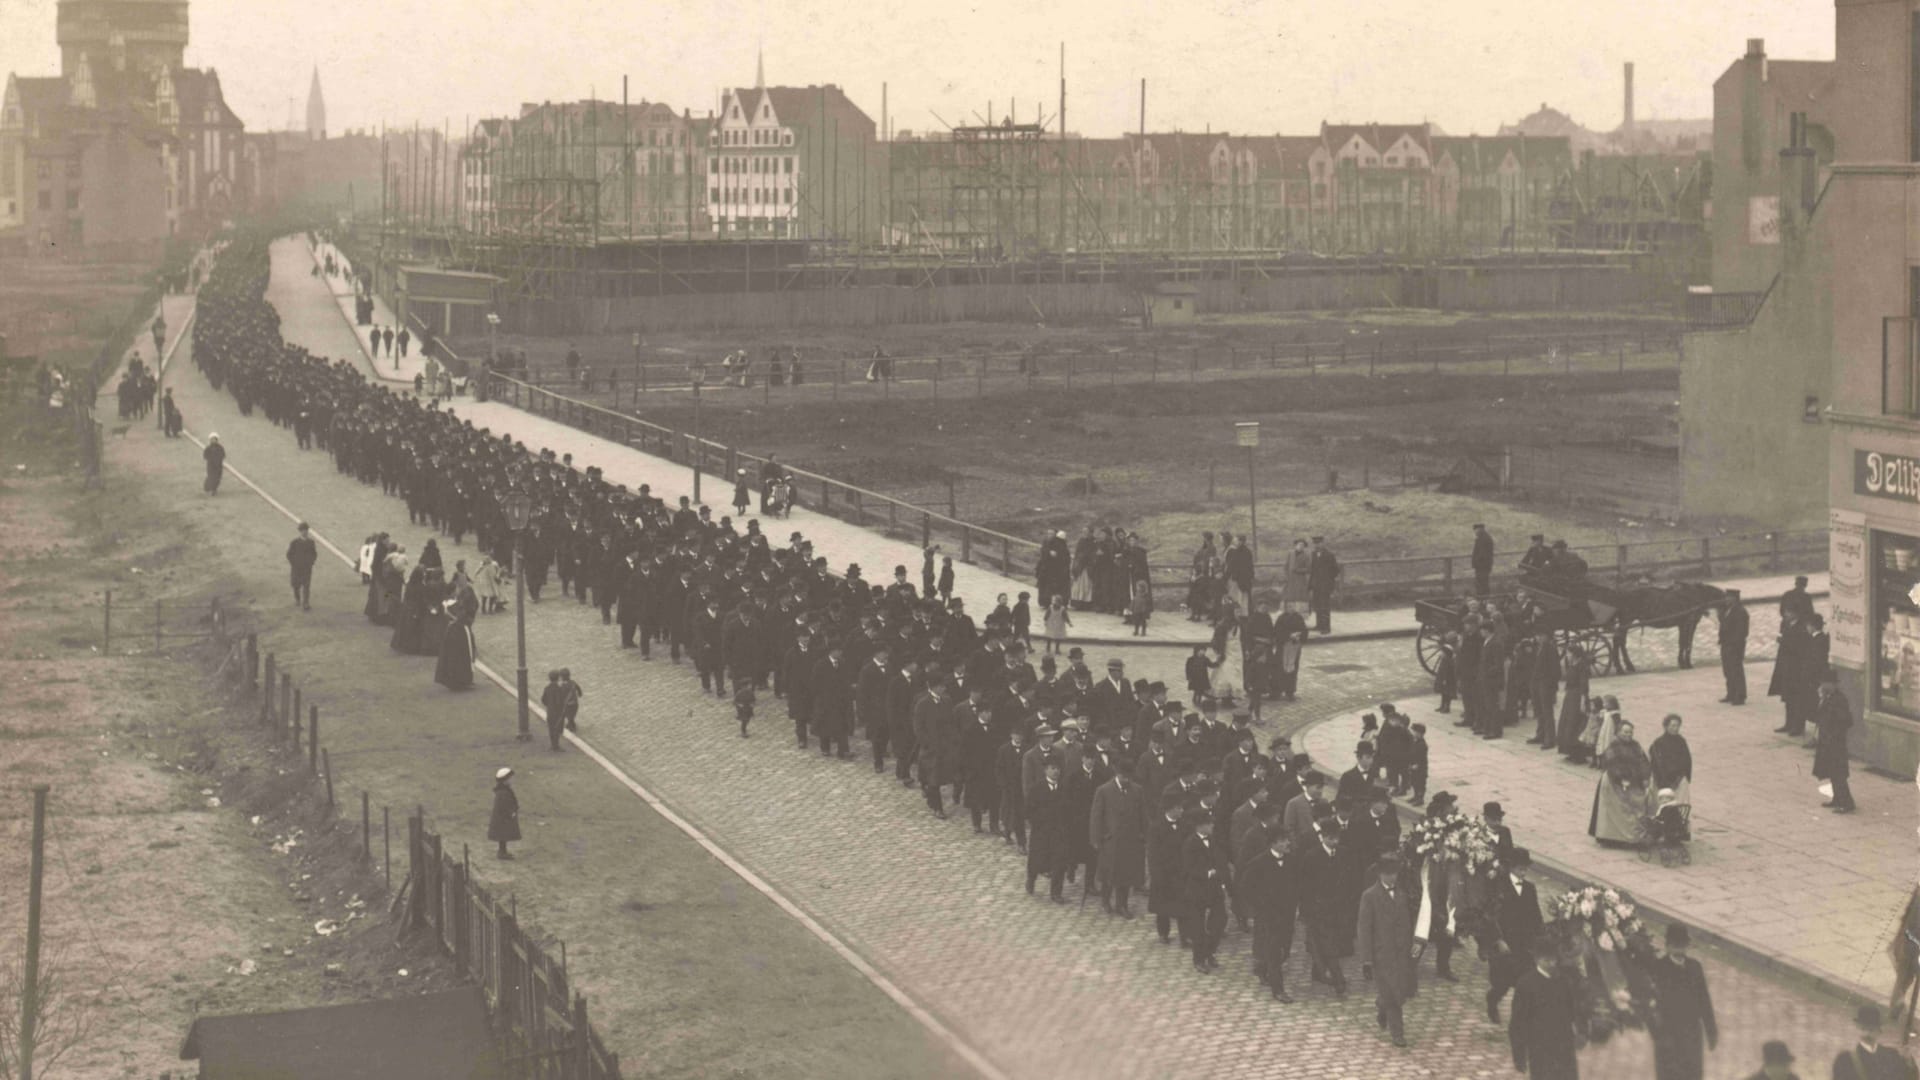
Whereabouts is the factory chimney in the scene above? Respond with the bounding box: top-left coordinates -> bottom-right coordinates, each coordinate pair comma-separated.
1623,62 -> 1635,137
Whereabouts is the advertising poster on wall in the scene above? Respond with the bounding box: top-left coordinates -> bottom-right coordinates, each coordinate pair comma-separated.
1829,507 -> 1868,669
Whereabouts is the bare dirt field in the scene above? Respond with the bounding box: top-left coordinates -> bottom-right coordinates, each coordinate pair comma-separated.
0,403 -> 456,1080
619,368 -> 1700,568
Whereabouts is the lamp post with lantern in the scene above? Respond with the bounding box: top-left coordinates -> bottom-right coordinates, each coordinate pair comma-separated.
687,360 -> 707,503
503,485 -> 534,741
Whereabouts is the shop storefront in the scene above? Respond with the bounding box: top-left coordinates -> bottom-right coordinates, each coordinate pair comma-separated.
1829,440 -> 1920,776
1871,530 -> 1920,719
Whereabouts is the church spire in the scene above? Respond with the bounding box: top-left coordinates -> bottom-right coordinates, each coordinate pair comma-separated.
306,66 -> 326,140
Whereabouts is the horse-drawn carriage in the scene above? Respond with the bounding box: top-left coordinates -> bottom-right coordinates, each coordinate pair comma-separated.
1413,573 -> 1728,676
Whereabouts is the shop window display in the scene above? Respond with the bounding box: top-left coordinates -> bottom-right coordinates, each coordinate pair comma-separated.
1876,532 -> 1920,719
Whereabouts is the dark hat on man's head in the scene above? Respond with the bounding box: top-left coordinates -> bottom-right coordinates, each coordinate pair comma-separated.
1371,854 -> 1402,875
1530,533 -> 1544,541
1483,801 -> 1504,819
1857,1004 -> 1884,1031
1505,847 -> 1532,869
1666,922 -> 1691,948
1761,1041 -> 1794,1066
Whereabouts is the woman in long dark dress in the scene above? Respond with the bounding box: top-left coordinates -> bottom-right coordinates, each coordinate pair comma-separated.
390,564 -> 432,653
435,581 -> 479,691
1556,651 -> 1593,760
416,568 -> 450,655
1036,532 -> 1072,610
1648,713 -> 1693,807
363,534 -> 393,621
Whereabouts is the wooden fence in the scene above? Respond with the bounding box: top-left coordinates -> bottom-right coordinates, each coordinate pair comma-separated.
216,629 -> 622,1079
406,814 -> 621,1080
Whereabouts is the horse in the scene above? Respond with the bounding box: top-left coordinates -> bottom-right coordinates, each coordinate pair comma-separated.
1605,582 -> 1727,673
1522,575 -> 1726,674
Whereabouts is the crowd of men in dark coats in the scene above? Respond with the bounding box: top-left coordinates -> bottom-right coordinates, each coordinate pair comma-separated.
189,232 -> 1786,1071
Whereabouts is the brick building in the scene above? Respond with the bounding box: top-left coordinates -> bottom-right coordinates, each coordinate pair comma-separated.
0,0 -> 252,253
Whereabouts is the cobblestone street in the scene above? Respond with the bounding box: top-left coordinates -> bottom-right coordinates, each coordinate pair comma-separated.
132,237 -> 1872,1078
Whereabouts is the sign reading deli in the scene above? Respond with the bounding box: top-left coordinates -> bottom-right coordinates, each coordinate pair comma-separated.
1855,449 -> 1920,505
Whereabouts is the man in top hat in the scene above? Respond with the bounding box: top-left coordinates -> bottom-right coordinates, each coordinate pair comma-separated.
1025,758 -> 1071,902
1182,801 -> 1230,973
1484,801 -> 1516,863
1831,1005 -> 1914,1080
1649,922 -> 1718,1080
1356,852 -> 1418,1047
1484,848 -> 1542,1024
1718,589 -> 1750,706
1509,939 -> 1580,1078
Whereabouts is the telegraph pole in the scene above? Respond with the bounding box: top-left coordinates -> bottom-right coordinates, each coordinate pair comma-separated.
1237,422 -> 1260,566
20,784 -> 49,1080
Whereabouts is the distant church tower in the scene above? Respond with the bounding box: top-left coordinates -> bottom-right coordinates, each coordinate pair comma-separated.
306,66 -> 326,140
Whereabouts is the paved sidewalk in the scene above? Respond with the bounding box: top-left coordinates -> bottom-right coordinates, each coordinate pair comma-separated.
290,235 -> 426,385
1303,614 -> 1916,1005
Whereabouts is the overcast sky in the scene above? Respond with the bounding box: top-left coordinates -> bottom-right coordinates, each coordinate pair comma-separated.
2,0 -> 1834,139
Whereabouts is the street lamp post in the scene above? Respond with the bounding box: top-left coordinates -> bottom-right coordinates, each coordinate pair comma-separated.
1236,421 -> 1260,565
486,311 -> 500,365
1236,420 -> 1261,720
688,362 -> 706,504
503,485 -> 534,742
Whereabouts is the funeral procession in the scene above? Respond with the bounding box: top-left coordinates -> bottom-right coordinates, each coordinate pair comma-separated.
4,0 -> 1920,1077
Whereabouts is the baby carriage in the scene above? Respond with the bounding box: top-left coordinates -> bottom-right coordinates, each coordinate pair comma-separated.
1639,788 -> 1692,866
765,478 -> 794,518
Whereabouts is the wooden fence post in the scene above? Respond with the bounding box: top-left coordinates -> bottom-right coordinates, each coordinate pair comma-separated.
262,655 -> 275,723
281,672 -> 293,732
309,706 -> 319,773
1208,461 -> 1216,501
384,806 -> 391,890
362,791 -> 371,860
921,512 -> 931,548
322,749 -> 335,810
1616,544 -> 1628,580
292,688 -> 302,750
961,527 -> 972,565
947,478 -> 957,518
1769,532 -> 1781,571
246,634 -> 258,689
1701,537 -> 1713,576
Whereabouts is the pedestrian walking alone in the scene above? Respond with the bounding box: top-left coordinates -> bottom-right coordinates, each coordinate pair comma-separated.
488,767 -> 521,859
286,521 -> 318,610
202,434 -> 226,494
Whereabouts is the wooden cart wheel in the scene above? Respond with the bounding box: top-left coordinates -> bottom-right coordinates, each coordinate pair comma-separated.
1416,623 -> 1445,676
1563,629 -> 1615,674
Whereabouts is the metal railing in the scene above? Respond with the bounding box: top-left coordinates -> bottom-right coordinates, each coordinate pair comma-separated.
1682,282 -> 1774,331
486,370 -> 1047,578
483,370 -> 1825,606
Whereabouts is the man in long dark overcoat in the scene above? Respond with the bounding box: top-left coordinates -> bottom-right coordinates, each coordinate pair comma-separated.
1090,770 -> 1148,916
